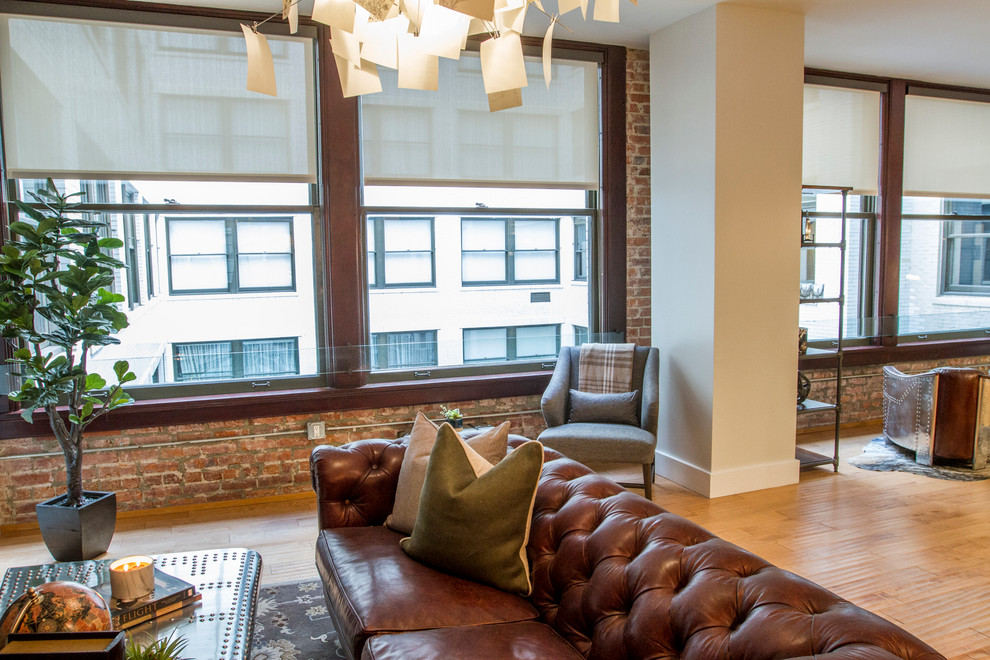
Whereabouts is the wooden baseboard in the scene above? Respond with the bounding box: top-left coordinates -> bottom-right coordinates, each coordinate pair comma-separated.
1,491 -> 316,535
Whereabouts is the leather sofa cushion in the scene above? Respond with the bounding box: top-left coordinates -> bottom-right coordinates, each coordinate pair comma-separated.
317,525 -> 538,659
360,621 -> 585,660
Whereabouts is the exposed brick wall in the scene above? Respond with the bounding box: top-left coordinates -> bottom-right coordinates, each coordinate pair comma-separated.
797,354 -> 990,432
0,398 -> 546,527
626,48 -> 652,346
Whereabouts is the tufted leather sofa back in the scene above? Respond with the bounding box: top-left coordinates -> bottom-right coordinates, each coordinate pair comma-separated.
527,453 -> 943,660
311,439 -> 406,529
311,438 -> 943,659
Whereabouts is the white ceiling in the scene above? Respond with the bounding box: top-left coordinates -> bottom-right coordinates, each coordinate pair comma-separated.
140,0 -> 990,90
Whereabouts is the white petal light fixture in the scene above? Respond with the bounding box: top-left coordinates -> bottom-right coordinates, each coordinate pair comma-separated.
244,0 -> 634,111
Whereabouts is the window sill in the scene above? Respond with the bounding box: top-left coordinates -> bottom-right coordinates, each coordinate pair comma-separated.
0,371 -> 552,439
799,336 -> 990,369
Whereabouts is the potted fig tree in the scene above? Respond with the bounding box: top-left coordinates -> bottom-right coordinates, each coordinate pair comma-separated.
0,179 -> 135,561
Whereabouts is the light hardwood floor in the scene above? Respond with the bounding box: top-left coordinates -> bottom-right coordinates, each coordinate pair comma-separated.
1,427 -> 988,659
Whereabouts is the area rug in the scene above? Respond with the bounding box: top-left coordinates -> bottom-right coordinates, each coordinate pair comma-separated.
250,578 -> 345,660
848,437 -> 990,481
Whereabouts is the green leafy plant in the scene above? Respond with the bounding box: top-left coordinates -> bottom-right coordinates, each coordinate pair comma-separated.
440,405 -> 462,421
125,631 -> 190,660
0,179 -> 135,508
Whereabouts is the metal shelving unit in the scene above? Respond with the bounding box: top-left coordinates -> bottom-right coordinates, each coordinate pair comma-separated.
797,186 -> 849,472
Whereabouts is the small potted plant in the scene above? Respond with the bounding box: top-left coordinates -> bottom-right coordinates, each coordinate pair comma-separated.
440,405 -> 463,429
126,631 -> 190,660
0,179 -> 135,561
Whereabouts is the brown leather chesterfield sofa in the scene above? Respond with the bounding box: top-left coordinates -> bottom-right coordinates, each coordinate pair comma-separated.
311,437 -> 944,660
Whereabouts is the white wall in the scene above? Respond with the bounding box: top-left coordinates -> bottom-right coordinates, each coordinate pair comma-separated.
651,4 -> 804,497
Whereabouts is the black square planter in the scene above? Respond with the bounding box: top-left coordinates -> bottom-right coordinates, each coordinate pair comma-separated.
36,491 -> 117,562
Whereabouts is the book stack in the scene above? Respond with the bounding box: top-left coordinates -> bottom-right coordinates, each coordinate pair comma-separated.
94,568 -> 200,630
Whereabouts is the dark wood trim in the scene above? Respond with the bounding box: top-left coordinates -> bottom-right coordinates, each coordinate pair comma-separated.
600,45 -> 627,338
806,67 -> 990,99
877,79 -> 906,346
320,25 -> 368,389
0,371 -> 551,439
804,68 -> 893,86
0,0 -> 311,27
801,338 -> 990,371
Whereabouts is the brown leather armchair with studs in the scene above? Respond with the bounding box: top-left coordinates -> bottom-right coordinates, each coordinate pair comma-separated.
883,365 -> 990,468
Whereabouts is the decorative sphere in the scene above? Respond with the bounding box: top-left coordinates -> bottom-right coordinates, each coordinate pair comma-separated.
0,581 -> 111,647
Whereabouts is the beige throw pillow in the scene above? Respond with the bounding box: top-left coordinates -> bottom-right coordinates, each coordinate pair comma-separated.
400,425 -> 544,596
385,413 -> 509,534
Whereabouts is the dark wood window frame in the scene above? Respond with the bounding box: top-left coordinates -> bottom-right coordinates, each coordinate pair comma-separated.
0,0 -> 627,435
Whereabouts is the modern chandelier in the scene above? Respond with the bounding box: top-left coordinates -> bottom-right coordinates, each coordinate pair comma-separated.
241,0 -> 634,110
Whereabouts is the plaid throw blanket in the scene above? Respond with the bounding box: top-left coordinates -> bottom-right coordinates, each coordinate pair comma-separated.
577,343 -> 635,393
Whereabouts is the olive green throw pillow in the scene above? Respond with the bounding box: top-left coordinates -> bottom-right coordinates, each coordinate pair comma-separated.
399,425 -> 544,596
386,413 -> 509,534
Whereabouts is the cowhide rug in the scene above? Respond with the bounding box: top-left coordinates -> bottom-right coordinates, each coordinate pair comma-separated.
848,437 -> 990,481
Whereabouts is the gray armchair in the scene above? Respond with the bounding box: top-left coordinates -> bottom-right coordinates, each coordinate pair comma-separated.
537,345 -> 660,499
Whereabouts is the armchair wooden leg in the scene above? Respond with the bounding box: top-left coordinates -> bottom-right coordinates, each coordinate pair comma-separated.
642,463 -> 654,501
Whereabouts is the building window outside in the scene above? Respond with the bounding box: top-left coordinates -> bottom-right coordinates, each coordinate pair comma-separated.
367,217 -> 435,288
941,201 -> 990,294
167,217 -> 295,294
461,218 -> 559,285
900,197 -> 990,337
573,218 -> 588,281
463,324 -> 560,363
370,331 -> 438,369
173,337 -> 299,382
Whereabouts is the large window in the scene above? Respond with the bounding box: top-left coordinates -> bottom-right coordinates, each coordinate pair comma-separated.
898,91 -> 990,338
360,50 -> 599,378
900,197 -> 990,337
461,218 -> 559,285
0,1 -> 626,427
0,9 -> 321,401
167,218 -> 295,294
463,325 -> 560,363
367,217 -> 435,288
173,337 -> 299,382
801,79 -> 882,345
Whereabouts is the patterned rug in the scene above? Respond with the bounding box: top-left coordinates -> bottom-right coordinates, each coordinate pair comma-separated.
250,578 -> 345,660
848,438 -> 990,481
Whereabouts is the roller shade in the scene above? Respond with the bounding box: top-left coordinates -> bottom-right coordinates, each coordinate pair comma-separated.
361,52 -> 600,189
904,94 -> 990,198
0,15 -> 316,182
802,84 -> 880,194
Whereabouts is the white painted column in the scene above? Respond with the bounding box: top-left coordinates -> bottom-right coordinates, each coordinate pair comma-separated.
650,4 -> 804,497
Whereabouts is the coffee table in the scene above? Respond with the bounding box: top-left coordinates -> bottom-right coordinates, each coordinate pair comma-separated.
0,548 -> 262,659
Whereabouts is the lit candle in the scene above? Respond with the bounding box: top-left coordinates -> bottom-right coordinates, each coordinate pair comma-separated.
108,555 -> 155,602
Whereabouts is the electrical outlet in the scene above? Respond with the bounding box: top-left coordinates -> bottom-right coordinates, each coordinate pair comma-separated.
307,421 -> 326,440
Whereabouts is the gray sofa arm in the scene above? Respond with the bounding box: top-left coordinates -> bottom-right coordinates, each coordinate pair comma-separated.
640,347 -> 660,434
541,349 -> 572,428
